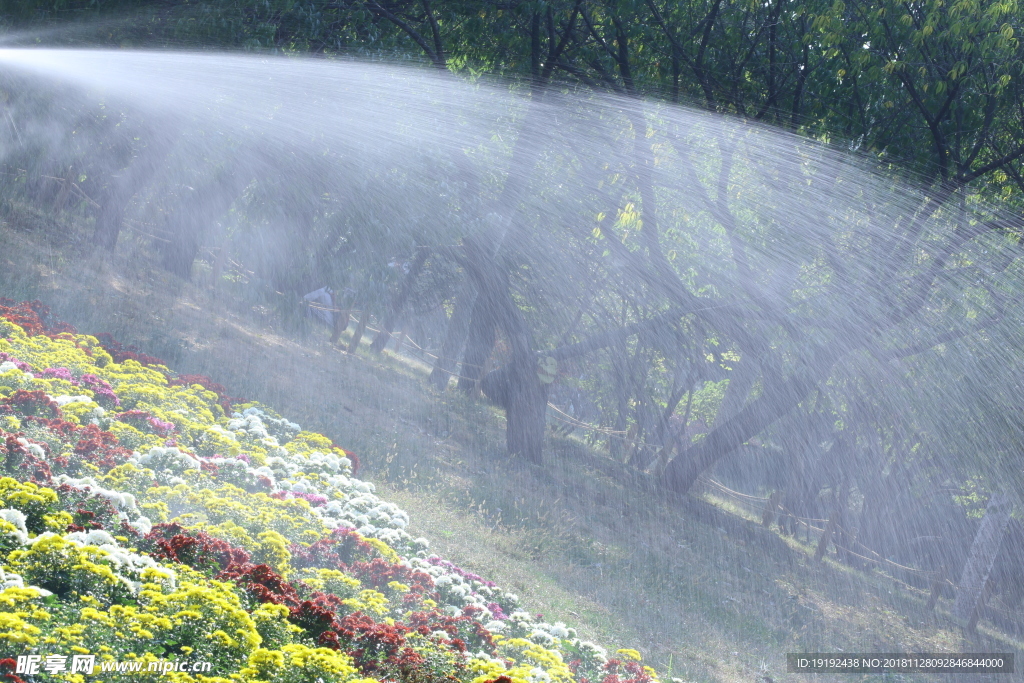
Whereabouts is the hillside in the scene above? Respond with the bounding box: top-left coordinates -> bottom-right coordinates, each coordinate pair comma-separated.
1,201 -> 1022,682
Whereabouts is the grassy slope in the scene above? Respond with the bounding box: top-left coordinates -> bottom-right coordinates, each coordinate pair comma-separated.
1,202 -> 1021,683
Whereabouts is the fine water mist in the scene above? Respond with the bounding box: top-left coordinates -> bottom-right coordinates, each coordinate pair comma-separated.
2,45 -> 1024,667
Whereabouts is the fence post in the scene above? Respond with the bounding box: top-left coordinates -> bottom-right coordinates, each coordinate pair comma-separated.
762,491 -> 781,529
925,564 -> 947,613
331,308 -> 350,345
815,513 -> 838,562
347,312 -> 368,354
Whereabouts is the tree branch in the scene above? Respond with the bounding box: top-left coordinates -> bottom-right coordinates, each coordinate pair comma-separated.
580,7 -> 619,62
960,142 -> 1024,185
421,0 -> 446,68
366,1 -> 439,65
541,0 -> 582,82
881,314 -> 1002,361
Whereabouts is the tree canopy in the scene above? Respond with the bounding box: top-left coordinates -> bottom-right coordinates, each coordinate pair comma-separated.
3,0 -> 1024,583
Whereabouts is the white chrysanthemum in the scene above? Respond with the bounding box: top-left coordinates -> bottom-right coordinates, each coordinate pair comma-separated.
549,623 -> 570,639
376,529 -> 405,547
66,529 -> 117,547
0,570 -> 24,590
326,474 -> 352,491
53,394 -> 94,406
54,531 -> 176,594
88,406 -> 109,428
53,476 -> 142,520
0,568 -> 50,596
346,494 -> 376,511
130,516 -> 153,535
528,630 -> 555,646
208,424 -> 240,441
15,437 -> 45,459
266,456 -> 299,476
133,446 -> 201,474
0,509 -> 28,534
236,406 -> 300,442
578,641 -> 608,663
303,451 -> 343,474
528,668 -> 552,683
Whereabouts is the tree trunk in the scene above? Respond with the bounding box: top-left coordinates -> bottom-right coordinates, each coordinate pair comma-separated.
712,358 -> 760,431
160,169 -> 239,279
93,200 -> 126,251
331,307 -> 350,345
660,356 -> 759,474
925,564 -> 947,612
371,246 -> 430,354
832,479 -> 852,564
94,131 -> 176,251
462,235 -> 546,464
505,354 -> 548,464
762,491 -> 782,528
160,230 -> 202,279
347,312 -> 368,354
953,492 -> 1012,628
457,297 -> 497,393
815,508 -> 838,562
663,365 -> 820,494
482,359 -> 548,464
609,338 -> 630,461
429,281 -> 476,390
455,94 -> 549,460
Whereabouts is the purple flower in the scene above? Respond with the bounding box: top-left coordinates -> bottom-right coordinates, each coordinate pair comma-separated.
80,373 -> 120,407
270,490 -> 329,506
0,353 -> 33,373
40,367 -> 74,381
147,416 -> 175,436
291,491 -> 329,506
32,368 -> 120,407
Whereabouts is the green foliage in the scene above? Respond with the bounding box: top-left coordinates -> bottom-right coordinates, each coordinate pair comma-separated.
4,0 -> 1024,586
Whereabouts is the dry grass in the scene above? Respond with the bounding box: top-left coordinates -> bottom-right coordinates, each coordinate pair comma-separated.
2,202 -> 1022,682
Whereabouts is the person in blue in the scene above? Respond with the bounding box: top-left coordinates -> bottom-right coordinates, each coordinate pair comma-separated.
304,286 -> 353,343
303,286 -> 335,328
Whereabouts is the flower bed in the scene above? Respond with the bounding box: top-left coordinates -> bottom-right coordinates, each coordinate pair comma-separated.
0,299 -> 660,683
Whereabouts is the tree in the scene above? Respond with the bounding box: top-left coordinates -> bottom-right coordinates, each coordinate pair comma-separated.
6,0 -> 1024,520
